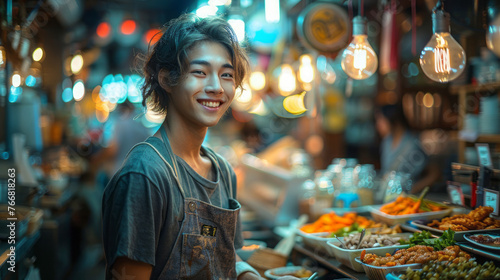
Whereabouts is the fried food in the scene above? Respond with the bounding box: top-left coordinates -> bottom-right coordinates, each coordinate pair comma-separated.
469,206 -> 493,221
361,245 -> 471,267
427,206 -> 500,231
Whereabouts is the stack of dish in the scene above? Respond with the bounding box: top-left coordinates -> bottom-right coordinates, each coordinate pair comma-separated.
479,95 -> 500,134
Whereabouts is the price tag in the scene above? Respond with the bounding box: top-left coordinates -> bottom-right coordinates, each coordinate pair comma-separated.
447,182 -> 464,206
484,189 -> 499,216
475,143 -> 493,168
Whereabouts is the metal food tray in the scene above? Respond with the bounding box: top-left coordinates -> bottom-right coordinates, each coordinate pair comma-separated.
296,226 -> 389,256
457,241 -> 500,262
370,206 -> 452,226
326,233 -> 412,272
410,220 -> 500,242
354,257 -> 421,280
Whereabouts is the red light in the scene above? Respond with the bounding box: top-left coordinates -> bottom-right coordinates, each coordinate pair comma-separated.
121,20 -> 136,35
96,22 -> 111,38
144,29 -> 162,45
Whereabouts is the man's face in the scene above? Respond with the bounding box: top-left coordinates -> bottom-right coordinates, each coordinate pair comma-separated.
166,41 -> 236,128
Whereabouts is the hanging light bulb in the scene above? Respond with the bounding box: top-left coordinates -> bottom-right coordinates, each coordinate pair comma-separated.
298,54 -> 314,84
419,2 -> 466,83
341,16 -> 378,80
277,64 -> 296,96
249,71 -> 266,91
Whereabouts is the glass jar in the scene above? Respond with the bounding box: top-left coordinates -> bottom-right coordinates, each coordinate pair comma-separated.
299,179 -> 316,219
357,164 -> 376,206
312,170 -> 335,218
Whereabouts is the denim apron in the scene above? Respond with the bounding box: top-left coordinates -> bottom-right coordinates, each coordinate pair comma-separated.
139,128 -> 241,279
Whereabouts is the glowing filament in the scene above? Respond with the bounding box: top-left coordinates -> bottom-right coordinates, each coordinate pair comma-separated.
434,47 -> 450,74
353,47 -> 367,70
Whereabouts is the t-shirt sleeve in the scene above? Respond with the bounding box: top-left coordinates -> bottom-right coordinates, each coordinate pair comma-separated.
102,172 -> 164,268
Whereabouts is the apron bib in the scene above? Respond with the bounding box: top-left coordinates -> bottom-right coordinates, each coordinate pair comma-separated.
136,128 -> 241,279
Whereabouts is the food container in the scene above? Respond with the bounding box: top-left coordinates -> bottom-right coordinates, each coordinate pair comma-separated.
370,206 -> 452,226
411,220 -> 500,242
247,248 -> 287,276
264,266 -> 313,279
326,233 -> 412,272
296,229 -> 336,253
385,271 -> 414,280
354,257 -> 422,280
236,240 -> 267,261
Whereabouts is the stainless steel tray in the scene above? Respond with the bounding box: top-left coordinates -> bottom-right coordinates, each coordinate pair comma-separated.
457,242 -> 500,262
354,257 -> 421,280
410,220 -> 500,242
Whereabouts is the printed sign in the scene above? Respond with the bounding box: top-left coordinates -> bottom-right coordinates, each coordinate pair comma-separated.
476,143 -> 493,168
447,182 -> 464,206
484,189 -> 499,216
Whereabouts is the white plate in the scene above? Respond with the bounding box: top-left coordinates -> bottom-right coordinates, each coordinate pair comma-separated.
370,206 -> 452,226
296,229 -> 336,254
464,233 -> 500,251
264,266 -> 313,279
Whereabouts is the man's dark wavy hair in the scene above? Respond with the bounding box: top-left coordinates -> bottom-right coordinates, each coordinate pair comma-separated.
137,13 -> 249,115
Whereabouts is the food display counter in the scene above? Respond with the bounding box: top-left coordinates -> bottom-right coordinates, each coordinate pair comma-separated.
238,157 -> 500,280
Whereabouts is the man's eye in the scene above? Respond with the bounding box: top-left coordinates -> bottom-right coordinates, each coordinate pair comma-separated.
222,73 -> 234,78
192,70 -> 205,75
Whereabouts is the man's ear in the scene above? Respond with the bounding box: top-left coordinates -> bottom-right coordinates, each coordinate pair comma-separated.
158,68 -> 171,92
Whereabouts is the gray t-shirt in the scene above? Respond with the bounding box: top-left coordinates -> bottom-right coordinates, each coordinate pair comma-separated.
102,136 -> 243,279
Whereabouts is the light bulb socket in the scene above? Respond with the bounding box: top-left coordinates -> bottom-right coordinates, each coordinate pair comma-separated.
352,16 -> 367,36
432,10 -> 451,33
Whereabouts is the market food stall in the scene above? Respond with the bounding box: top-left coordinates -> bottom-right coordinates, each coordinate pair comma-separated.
235,150 -> 500,279
2,0 -> 500,278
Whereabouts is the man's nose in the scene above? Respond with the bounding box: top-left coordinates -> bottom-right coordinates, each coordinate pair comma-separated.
205,75 -> 223,94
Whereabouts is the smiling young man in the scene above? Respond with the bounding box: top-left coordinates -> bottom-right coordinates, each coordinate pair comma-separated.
101,14 -> 265,279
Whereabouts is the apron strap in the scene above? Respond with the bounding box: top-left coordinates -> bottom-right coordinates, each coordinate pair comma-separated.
205,151 -> 234,199
158,126 -> 233,199
123,140 -> 186,199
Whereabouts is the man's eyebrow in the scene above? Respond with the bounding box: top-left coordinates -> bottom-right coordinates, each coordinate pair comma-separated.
190,60 -> 234,69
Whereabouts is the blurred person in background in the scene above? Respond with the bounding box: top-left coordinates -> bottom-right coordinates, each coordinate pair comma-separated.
108,101 -> 151,174
101,14 -> 284,280
90,100 -> 151,190
375,103 -> 440,194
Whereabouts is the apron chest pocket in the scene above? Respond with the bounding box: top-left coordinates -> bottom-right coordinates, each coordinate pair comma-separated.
181,233 -> 216,279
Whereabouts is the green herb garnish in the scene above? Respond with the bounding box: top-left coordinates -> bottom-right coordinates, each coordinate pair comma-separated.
405,229 -> 455,250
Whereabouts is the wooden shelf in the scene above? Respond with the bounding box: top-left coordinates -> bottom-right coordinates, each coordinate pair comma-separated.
450,82 -> 500,95
460,134 -> 500,144
452,83 -> 500,163
451,162 -> 500,176
476,134 -> 500,143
